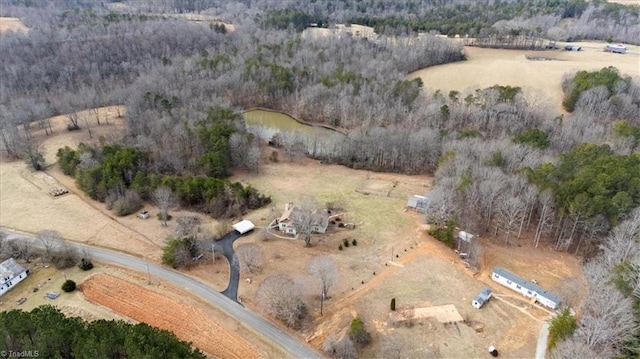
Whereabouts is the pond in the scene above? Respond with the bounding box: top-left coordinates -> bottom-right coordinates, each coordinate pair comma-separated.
242,109 -> 345,156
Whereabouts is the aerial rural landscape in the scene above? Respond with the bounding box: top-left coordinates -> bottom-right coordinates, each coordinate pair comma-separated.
0,0 -> 639,358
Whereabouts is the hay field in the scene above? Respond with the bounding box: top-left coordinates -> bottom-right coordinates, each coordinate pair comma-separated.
409,41 -> 640,114
0,17 -> 28,34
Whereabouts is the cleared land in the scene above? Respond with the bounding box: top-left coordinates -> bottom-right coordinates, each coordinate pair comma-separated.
409,41 -> 640,114
82,273 -> 265,359
0,17 -> 28,34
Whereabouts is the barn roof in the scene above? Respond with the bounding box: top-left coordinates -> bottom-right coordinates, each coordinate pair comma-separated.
493,267 -> 560,304
0,258 -> 27,285
232,220 -> 255,234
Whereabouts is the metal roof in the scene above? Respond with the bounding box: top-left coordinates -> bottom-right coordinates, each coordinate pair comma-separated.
232,220 -> 255,234
493,267 -> 560,304
0,258 -> 28,285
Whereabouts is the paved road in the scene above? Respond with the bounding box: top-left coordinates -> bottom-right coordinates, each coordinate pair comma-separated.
2,230 -> 321,359
203,231 -> 241,302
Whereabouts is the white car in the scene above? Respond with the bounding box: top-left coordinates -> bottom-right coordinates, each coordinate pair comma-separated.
137,210 -> 150,219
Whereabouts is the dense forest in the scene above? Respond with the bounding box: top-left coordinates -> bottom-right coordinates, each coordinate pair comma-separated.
0,1 -> 638,357
0,305 -> 206,358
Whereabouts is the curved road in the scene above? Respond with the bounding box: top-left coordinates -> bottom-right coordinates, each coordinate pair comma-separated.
2,230 -> 321,359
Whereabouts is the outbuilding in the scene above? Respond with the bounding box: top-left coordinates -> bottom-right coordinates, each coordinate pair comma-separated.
406,195 -> 429,213
1,258 -> 30,297
232,220 -> 255,235
491,267 -> 560,309
472,288 -> 493,309
604,43 -> 626,54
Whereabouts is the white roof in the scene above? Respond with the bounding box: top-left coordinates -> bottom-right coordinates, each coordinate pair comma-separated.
232,220 -> 255,234
1,258 -> 27,285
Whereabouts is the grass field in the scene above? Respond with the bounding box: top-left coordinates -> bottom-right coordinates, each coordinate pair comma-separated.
409,41 -> 640,114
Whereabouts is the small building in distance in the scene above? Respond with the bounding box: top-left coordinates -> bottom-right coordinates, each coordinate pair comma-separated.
491,267 -> 560,309
564,45 -> 581,51
0,258 -> 30,297
604,43 -> 626,54
472,288 -> 493,309
406,195 -> 429,213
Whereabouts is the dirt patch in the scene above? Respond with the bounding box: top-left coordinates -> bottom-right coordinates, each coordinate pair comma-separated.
0,17 -> 28,34
409,41 -> 640,114
82,273 -> 263,359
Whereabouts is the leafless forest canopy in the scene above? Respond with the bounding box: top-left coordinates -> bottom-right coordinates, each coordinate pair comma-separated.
0,1 -> 639,354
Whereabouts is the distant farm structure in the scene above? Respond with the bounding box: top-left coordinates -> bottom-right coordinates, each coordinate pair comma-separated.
604,43 -> 626,54
406,195 -> 429,213
491,267 -> 560,309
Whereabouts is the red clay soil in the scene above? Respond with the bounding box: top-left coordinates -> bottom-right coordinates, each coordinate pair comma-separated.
82,274 -> 261,359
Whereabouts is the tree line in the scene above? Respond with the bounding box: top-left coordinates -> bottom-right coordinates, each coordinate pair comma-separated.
0,305 -> 206,358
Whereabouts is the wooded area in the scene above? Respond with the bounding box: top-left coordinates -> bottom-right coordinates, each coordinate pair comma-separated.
0,305 -> 205,358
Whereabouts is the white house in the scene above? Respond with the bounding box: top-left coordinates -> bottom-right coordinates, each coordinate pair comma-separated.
275,203 -> 329,236
0,258 -> 30,297
472,288 -> 493,309
491,267 -> 560,309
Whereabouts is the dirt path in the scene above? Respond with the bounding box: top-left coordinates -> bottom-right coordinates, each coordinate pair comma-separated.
82,273 -> 262,359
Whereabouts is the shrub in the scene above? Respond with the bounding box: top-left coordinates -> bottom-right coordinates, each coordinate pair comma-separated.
338,244 -> 343,250
349,316 -> 372,347
343,239 -> 349,248
111,190 -> 143,216
391,298 -> 396,311
547,308 -> 577,350
78,258 -> 93,271
352,239 -> 357,246
428,219 -> 456,248
62,279 -> 76,292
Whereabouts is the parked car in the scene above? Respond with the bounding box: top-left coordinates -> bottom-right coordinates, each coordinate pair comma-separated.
137,210 -> 150,219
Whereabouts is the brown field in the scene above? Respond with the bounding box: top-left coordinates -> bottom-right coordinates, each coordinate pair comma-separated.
409,41 -> 640,114
0,17 -> 28,34
82,273 -> 270,358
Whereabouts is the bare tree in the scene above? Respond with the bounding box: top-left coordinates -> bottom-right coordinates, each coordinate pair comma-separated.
496,196 -> 525,245
175,215 -> 200,239
378,332 -> 403,359
257,274 -> 308,329
324,335 -> 358,359
36,230 -> 62,266
308,255 -> 338,315
291,199 -> 322,247
154,186 -> 173,226
236,243 -> 264,274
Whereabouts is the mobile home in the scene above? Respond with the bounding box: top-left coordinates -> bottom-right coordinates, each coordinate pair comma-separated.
491,267 -> 560,309
0,258 -> 30,297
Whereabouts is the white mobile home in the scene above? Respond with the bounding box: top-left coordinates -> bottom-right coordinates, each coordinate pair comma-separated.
604,43 -> 626,54
491,267 -> 560,309
0,258 -> 30,297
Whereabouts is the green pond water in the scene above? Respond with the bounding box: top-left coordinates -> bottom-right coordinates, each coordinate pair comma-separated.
242,109 -> 338,139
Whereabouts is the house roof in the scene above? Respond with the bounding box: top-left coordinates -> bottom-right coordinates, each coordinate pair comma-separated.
493,267 -> 560,304
232,220 -> 255,234
279,205 -> 295,222
0,258 -> 27,285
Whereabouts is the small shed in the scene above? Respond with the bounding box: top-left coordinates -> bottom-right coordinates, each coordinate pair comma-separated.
564,45 -> 581,51
232,220 -> 255,235
406,195 -> 429,213
472,288 -> 493,309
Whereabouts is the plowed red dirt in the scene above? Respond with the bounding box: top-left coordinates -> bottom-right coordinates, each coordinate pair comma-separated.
82,274 -> 261,359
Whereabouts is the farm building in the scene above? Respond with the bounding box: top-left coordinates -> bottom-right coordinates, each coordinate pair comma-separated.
274,203 -> 329,236
472,288 -> 493,309
0,258 -> 30,297
232,220 -> 255,234
564,45 -> 581,51
604,43 -> 626,54
406,195 -> 429,213
491,267 -> 560,309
